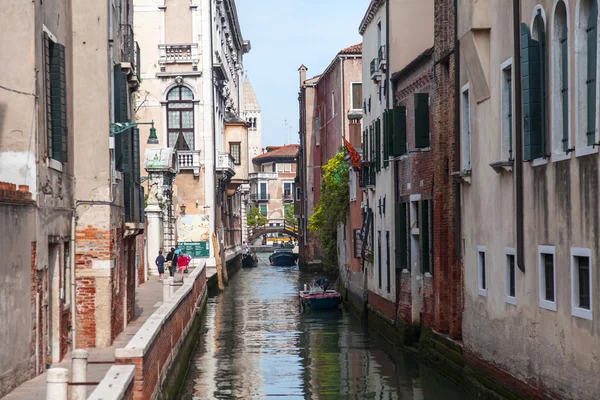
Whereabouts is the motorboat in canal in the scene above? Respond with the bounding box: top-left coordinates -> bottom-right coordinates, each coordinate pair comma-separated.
299,280 -> 341,311
242,253 -> 258,268
269,248 -> 299,266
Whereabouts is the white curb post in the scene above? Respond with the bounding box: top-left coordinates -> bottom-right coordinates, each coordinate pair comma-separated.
71,349 -> 88,400
163,277 -> 172,301
46,367 -> 69,400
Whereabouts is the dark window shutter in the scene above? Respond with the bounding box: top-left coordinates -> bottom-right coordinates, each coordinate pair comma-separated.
392,105 -> 407,156
538,13 -> 547,156
414,93 -> 430,148
522,23 -> 543,160
395,203 -> 407,271
375,118 -> 381,172
421,200 -> 430,274
122,129 -> 132,221
588,2 -> 598,146
132,128 -> 141,222
561,28 -> 569,152
113,64 -> 129,171
387,108 -> 395,156
50,42 -> 67,162
370,125 -> 374,162
383,110 -> 389,168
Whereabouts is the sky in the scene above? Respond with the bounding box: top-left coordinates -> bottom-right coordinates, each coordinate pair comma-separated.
235,0 -> 366,147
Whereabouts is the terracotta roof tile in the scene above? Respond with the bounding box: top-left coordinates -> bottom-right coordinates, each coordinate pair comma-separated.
339,43 -> 362,55
253,144 -> 300,163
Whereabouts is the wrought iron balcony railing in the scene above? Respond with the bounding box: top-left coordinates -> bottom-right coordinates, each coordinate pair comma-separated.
358,161 -> 376,189
250,193 -> 270,202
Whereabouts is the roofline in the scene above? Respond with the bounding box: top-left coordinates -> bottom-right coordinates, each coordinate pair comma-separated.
390,47 -> 434,83
359,0 -> 386,35
315,53 -> 361,86
252,155 -> 298,164
224,0 -> 245,52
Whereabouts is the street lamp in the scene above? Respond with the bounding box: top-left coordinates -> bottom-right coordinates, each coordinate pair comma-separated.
110,120 -> 158,144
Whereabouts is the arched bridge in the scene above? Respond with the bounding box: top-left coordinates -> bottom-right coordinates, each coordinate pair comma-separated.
248,219 -> 298,242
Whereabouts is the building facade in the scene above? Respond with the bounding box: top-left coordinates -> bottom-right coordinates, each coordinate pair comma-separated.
134,0 -> 251,265
0,0 -> 143,396
458,0 -> 600,397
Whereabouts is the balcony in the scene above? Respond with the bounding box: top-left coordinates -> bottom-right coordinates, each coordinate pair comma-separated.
213,50 -> 228,81
177,150 -> 201,176
250,193 -> 270,202
216,152 -> 235,177
120,24 -> 140,90
158,44 -> 199,71
370,58 -> 382,82
358,161 -> 376,189
378,45 -> 386,72
248,172 -> 278,181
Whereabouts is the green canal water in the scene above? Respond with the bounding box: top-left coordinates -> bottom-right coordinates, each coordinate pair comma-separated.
177,253 -> 470,399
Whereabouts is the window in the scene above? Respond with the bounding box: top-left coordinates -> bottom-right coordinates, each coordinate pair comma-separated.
414,93 -> 430,148
259,204 -> 267,216
378,231 -> 382,289
421,200 -> 432,274
386,232 -> 391,293
577,0 -> 598,152
354,229 -> 362,259
478,246 -> 487,296
295,187 -> 301,201
521,11 -> 547,161
63,242 -> 71,306
167,86 -> 194,150
262,163 -> 273,173
391,104 -> 407,156
377,20 -> 382,49
331,90 -> 335,116
375,118 -> 381,172
394,203 -> 408,271
538,245 -> 556,311
501,60 -> 514,161
461,84 -> 471,171
552,1 -> 570,155
505,248 -> 516,304
229,142 -> 241,165
258,182 -> 268,200
283,182 -> 293,200
276,163 -> 292,173
571,248 -> 592,320
44,32 -> 68,162
351,83 -> 362,110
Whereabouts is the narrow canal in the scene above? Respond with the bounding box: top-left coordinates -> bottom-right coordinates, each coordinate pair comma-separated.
177,253 -> 470,399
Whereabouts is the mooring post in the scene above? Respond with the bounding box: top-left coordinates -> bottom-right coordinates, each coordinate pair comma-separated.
71,349 -> 88,400
46,367 -> 69,400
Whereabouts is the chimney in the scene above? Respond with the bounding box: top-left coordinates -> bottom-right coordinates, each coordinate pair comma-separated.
298,64 -> 307,87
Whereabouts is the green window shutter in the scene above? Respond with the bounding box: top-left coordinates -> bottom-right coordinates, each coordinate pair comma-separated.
522,23 -> 543,160
375,119 -> 381,172
414,93 -> 430,148
370,125 -> 375,162
392,105 -> 407,156
122,128 -> 132,221
132,128 -> 141,222
421,200 -> 430,274
561,27 -> 569,152
387,108 -> 395,156
50,42 -> 67,162
383,110 -> 389,168
113,64 -> 129,171
588,1 -> 598,146
538,13 -> 547,156
395,203 -> 407,271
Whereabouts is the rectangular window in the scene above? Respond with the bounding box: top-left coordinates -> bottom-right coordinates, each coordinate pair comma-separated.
461,84 -> 471,171
505,247 -> 516,304
478,246 -> 487,296
386,231 -> 391,293
395,203 -> 408,271
331,90 -> 335,116
283,182 -> 293,200
538,246 -> 556,311
63,242 -> 71,306
378,231 -> 382,289
571,248 -> 593,320
44,32 -> 68,162
259,204 -> 267,216
259,182 -> 268,200
351,83 -> 362,110
276,163 -> 292,173
377,20 -> 382,49
501,60 -> 514,161
295,187 -> 301,201
391,104 -> 407,156
229,142 -> 241,165
421,200 -> 431,274
414,93 -> 430,148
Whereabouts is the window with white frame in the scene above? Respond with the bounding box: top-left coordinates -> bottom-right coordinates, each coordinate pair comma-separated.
552,0 -> 570,156
283,182 -> 293,200
501,60 -> 513,161
276,163 -> 292,173
538,245 -> 556,311
477,246 -> 487,296
576,0 -> 598,152
505,247 -> 516,304
571,247 -> 592,320
461,84 -> 471,171
295,187 -> 301,201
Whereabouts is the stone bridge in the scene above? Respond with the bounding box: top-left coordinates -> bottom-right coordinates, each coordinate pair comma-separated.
247,219 -> 298,242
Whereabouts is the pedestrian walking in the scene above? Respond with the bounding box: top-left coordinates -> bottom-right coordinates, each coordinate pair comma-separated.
166,247 -> 175,277
172,248 -> 179,277
155,250 -> 165,282
177,252 -> 191,280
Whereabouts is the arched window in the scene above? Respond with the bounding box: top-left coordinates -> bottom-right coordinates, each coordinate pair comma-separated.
167,86 -> 194,150
552,1 -> 569,154
577,0 -> 598,149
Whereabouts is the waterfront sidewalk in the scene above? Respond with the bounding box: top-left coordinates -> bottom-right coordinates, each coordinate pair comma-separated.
2,278 -> 164,400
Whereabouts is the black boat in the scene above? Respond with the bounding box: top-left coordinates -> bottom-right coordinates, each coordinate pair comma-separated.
242,253 -> 258,268
269,248 -> 299,266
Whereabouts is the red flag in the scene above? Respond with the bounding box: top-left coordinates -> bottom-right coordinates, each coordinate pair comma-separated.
343,137 -> 361,170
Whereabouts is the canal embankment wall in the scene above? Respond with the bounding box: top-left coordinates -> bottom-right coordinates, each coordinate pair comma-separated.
89,261 -> 208,400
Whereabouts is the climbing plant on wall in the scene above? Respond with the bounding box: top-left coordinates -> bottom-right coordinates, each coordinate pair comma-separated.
308,151 -> 349,272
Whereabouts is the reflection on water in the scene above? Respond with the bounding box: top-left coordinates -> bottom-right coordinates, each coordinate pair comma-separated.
176,253 -> 470,399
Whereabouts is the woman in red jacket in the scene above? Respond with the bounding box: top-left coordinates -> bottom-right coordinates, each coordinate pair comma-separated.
177,253 -> 191,280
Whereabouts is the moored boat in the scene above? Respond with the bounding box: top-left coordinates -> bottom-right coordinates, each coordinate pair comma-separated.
242,253 -> 258,268
269,248 -> 299,266
299,281 -> 341,311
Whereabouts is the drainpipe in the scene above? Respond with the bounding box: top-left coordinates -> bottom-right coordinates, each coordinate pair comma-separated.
513,0 -> 525,272
454,0 -> 462,261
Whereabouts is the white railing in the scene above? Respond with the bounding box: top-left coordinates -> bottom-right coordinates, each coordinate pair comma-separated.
177,150 -> 200,169
216,152 -> 235,175
248,172 -> 277,180
158,43 -> 199,64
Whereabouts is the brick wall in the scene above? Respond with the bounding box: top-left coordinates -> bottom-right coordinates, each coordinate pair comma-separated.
115,266 -> 207,400
432,0 -> 462,339
368,290 -> 396,321
0,183 -> 34,205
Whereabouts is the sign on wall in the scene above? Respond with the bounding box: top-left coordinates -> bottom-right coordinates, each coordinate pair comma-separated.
178,241 -> 210,258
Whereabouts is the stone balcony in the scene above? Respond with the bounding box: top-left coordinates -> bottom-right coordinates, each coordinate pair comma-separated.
216,152 -> 235,177
158,44 -> 199,71
248,172 -> 277,181
177,150 -> 201,177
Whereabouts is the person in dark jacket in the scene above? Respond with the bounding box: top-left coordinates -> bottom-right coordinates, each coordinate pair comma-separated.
155,250 -> 165,282
166,248 -> 175,277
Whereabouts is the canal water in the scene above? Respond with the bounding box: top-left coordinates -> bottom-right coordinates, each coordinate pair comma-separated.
177,253 -> 470,399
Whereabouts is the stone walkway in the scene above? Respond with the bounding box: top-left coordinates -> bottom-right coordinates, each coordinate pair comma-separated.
2,278 -> 164,400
